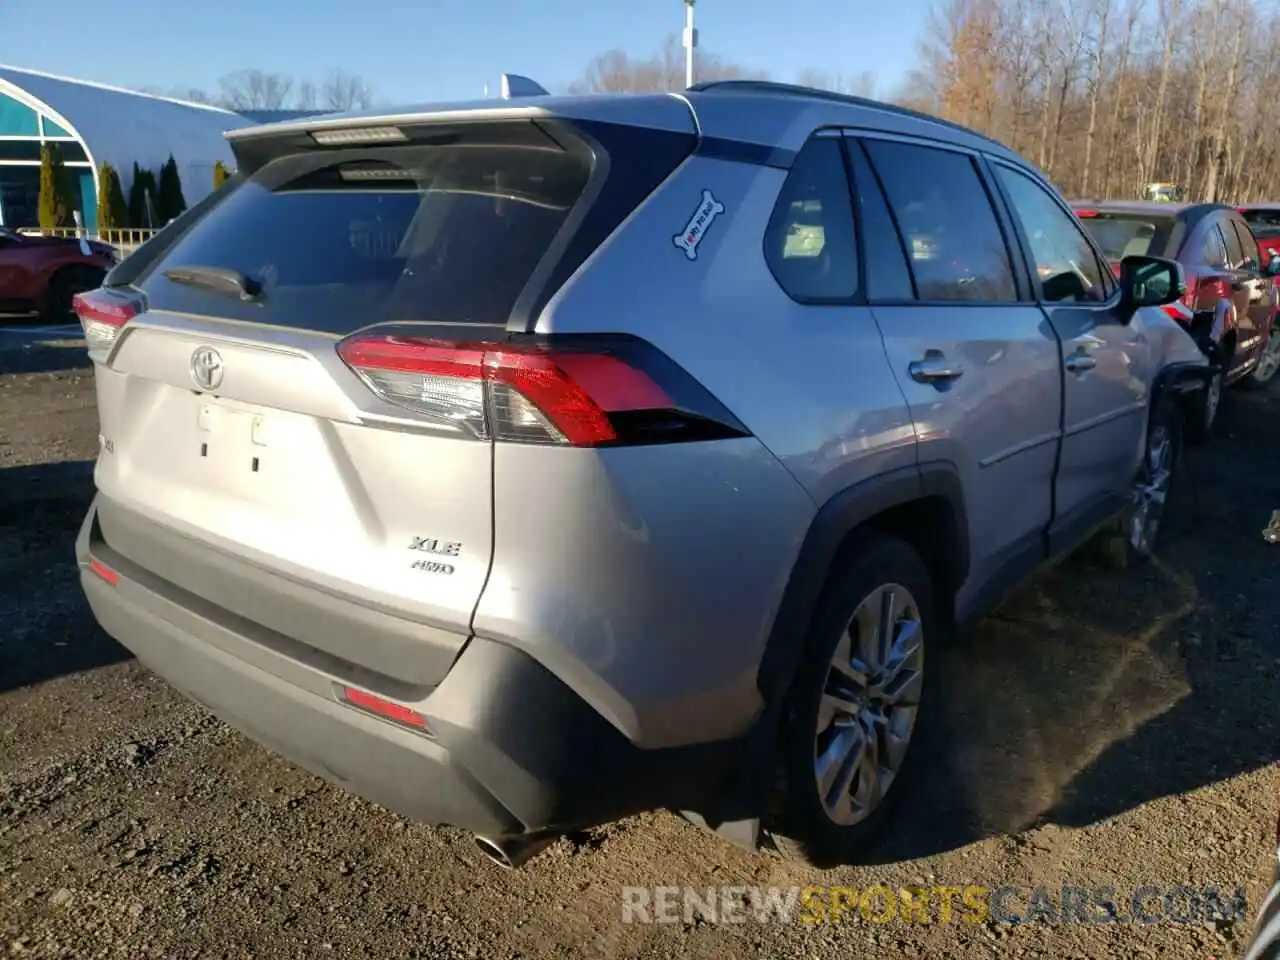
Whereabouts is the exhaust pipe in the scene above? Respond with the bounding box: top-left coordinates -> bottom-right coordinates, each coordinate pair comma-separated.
474,832 -> 556,869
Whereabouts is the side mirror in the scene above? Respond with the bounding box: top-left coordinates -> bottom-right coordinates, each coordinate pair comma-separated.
1119,254 -> 1186,317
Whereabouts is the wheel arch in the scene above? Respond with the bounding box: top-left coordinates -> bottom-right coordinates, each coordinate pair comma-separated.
755,461 -> 969,710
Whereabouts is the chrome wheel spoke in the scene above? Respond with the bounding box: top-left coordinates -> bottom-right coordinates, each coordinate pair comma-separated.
882,726 -> 912,771
816,724 -> 865,816
814,582 -> 924,826
853,724 -> 884,812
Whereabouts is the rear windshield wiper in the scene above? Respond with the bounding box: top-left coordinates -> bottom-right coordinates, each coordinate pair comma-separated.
162,266 -> 263,302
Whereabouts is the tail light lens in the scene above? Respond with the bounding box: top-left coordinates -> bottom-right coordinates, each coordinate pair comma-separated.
336,332 -> 750,448
1162,302 -> 1194,323
72,288 -> 141,353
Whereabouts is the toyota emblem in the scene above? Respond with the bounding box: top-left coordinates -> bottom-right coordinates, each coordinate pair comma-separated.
190,346 -> 224,392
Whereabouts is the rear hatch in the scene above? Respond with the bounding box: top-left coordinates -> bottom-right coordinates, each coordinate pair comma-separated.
1075,208 -> 1176,277
78,106 -> 697,689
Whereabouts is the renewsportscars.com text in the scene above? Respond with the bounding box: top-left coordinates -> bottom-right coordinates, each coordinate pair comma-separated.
620,884 -> 1248,926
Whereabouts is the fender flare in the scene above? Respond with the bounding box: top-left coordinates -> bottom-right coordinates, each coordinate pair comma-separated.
754,460 -> 969,709
705,461 -> 970,831
1153,359 -> 1214,414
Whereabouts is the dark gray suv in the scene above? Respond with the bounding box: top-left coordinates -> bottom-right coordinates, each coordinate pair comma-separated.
73,79 -> 1209,868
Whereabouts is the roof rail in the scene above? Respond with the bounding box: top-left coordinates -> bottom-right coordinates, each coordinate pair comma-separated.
500,73 -> 549,99
686,79 -> 1010,152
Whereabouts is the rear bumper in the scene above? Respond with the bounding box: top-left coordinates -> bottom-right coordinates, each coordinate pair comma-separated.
76,496 -> 742,837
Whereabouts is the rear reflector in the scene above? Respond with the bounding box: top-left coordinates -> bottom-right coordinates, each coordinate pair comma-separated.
88,558 -> 119,586
336,332 -> 749,447
339,685 -> 430,732
72,288 -> 141,352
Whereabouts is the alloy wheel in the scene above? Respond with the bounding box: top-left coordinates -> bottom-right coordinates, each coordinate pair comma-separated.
1256,333 -> 1280,384
1203,371 -> 1222,432
814,583 -> 923,827
1128,424 -> 1174,554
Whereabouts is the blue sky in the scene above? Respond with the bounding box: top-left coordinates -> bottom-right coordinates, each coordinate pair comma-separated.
3,0 -> 930,105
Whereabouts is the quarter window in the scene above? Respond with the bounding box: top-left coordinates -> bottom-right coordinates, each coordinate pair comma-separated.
763,136 -> 858,301
863,139 -> 1017,303
994,166 -> 1109,303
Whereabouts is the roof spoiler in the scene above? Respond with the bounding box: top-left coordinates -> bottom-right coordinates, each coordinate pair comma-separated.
500,73 -> 549,99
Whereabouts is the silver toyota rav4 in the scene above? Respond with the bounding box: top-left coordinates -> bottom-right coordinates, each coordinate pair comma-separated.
74,79 -> 1209,868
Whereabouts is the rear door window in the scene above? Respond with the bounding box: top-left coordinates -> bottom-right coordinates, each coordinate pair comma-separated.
1203,225 -> 1229,268
1230,217 -> 1261,266
1221,215 -> 1247,268
862,139 -> 1017,302
140,142 -> 592,333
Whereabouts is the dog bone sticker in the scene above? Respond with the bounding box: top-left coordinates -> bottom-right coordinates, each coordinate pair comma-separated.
672,189 -> 726,261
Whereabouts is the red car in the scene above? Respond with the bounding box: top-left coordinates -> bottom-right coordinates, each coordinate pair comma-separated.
1238,204 -> 1280,263
1073,202 -> 1280,437
0,227 -> 117,319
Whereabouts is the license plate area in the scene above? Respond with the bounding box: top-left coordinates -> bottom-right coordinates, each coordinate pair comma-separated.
196,399 -> 271,476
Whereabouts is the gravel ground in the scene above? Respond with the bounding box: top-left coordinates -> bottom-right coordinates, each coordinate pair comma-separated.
2,334 -> 1279,959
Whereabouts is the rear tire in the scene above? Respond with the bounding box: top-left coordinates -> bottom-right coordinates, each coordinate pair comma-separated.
44,266 -> 105,320
765,533 -> 936,867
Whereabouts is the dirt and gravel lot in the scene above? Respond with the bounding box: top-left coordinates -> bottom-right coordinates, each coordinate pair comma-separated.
2,329 -> 1279,959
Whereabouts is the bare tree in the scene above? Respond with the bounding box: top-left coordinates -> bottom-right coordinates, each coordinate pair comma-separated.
217,70 -> 296,111
570,35 -> 767,93
322,70 -> 375,112
296,81 -> 318,111
907,0 -> 1280,202
795,69 -> 878,98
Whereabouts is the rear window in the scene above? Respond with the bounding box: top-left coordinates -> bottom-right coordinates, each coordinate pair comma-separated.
140,141 -> 592,333
1241,209 -> 1280,239
1077,214 -> 1173,262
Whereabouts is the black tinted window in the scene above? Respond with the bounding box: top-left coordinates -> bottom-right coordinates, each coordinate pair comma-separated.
1221,216 -> 1246,266
141,142 -> 591,332
1203,226 -> 1229,267
995,166 -> 1109,303
847,139 -> 914,300
863,140 -> 1016,302
1231,218 -> 1260,265
764,136 -> 858,301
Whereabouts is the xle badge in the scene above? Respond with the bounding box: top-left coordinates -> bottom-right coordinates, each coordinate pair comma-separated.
672,189 -> 726,261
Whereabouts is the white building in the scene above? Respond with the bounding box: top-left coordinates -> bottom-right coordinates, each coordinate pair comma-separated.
0,65 -> 324,230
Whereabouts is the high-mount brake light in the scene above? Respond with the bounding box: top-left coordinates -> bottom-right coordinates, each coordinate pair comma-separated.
72,288 -> 140,353
336,333 -> 748,448
310,126 -> 407,146
1075,208 -> 1099,218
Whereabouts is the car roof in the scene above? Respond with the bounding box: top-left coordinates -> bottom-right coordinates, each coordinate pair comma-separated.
1072,200 -> 1231,226
226,80 -> 1030,175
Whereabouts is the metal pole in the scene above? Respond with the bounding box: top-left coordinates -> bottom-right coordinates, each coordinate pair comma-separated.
683,0 -> 697,88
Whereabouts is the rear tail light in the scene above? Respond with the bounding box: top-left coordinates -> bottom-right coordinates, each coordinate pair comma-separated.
72,288 -> 142,353
336,332 -> 750,448
1162,302 -> 1194,323
338,685 -> 430,733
